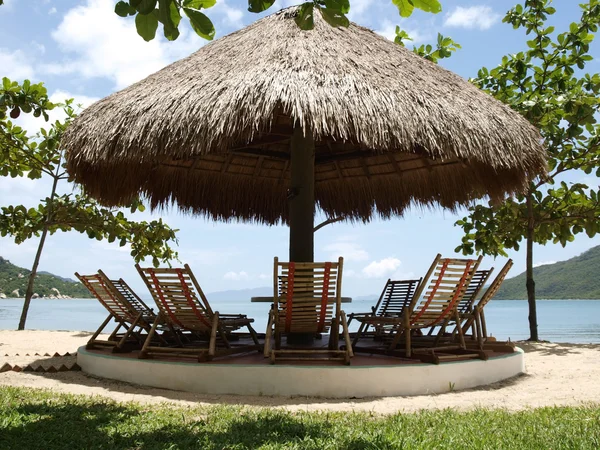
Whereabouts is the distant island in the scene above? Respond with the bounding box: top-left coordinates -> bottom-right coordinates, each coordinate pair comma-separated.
494,245 -> 600,300
0,257 -> 91,299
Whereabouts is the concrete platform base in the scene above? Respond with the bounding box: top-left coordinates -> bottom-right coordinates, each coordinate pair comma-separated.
77,346 -> 524,398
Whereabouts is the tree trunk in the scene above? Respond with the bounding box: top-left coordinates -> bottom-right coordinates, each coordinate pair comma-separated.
18,169 -> 60,330
526,191 -> 539,341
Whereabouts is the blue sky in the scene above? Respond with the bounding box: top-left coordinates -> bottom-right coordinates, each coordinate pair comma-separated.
1,0 -> 599,297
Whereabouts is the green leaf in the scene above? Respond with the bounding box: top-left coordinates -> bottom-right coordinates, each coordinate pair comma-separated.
157,0 -> 181,41
247,0 -> 275,13
323,0 -> 350,14
183,0 -> 216,8
319,6 -> 349,27
115,1 -> 136,17
183,7 -> 215,40
411,0 -> 442,14
295,3 -> 315,30
569,22 -> 578,34
392,0 -> 414,18
136,0 -> 157,14
135,10 -> 159,41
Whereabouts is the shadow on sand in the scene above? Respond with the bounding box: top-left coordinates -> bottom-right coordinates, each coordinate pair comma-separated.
515,341 -> 600,357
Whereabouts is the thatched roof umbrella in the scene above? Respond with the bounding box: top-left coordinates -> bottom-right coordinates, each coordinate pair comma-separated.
63,7 -> 545,264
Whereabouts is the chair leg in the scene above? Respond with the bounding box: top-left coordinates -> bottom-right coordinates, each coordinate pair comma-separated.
329,316 -> 339,350
264,310 -> 274,358
389,313 -> 408,351
107,322 -> 123,341
208,312 -> 219,359
480,309 -> 488,341
352,320 -> 368,347
139,314 -> 162,359
274,321 -> 281,351
404,313 -> 411,357
247,323 -> 261,352
475,309 -> 484,349
114,313 -> 143,352
454,309 -> 466,350
340,311 -> 353,359
87,314 -> 114,349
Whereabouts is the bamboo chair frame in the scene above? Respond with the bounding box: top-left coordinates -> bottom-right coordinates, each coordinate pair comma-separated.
136,264 -> 261,361
352,254 -> 483,363
348,278 -> 422,345
76,270 -> 158,352
425,268 -> 493,342
459,259 -> 514,349
264,257 -> 353,364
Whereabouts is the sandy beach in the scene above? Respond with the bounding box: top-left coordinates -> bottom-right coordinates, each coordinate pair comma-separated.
1,330 -> 599,413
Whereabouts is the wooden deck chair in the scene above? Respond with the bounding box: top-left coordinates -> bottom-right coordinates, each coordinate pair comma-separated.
460,259 -> 513,349
76,270 -> 158,352
264,257 -> 353,364
353,254 -> 483,363
136,264 -> 261,361
427,268 -> 493,341
348,278 -> 422,345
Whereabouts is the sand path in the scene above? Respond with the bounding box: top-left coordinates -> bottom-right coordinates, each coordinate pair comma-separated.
1,330 -> 599,413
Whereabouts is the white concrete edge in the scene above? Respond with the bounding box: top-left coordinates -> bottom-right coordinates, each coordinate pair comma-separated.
78,346 -> 525,398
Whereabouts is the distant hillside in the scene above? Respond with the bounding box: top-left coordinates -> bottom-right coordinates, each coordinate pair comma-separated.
0,257 -> 91,298
495,246 -> 600,300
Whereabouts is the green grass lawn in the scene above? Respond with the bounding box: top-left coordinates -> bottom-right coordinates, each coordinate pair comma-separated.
1,385 -> 599,449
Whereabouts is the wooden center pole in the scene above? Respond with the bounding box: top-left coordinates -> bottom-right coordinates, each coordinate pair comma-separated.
287,124 -> 315,345
289,124 -> 314,263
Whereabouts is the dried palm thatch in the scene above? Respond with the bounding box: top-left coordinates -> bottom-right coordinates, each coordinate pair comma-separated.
63,7 -> 546,225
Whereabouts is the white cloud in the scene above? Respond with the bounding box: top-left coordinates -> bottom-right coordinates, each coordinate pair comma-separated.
362,257 -> 402,278
324,239 -> 369,262
0,49 -> 36,81
224,271 -> 250,281
48,6 -> 57,15
211,0 -> 244,28
258,273 -> 269,280
444,6 -> 500,31
32,41 -> 46,54
347,0 -> 374,21
45,0 -> 206,90
533,261 -> 557,268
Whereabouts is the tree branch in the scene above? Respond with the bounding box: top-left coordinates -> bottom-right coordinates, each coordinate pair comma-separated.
314,216 -> 345,232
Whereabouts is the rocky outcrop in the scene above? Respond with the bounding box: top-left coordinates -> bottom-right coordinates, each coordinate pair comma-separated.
10,289 -> 19,297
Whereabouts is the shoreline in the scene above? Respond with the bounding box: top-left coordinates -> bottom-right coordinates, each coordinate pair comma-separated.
2,330 -> 600,412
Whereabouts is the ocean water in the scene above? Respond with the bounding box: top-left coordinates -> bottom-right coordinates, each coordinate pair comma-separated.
1,298 -> 599,344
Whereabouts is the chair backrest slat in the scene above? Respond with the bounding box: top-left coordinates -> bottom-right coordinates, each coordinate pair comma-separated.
410,255 -> 482,327
457,269 -> 493,314
476,260 -> 513,310
373,279 -> 422,317
75,272 -> 137,321
274,257 -> 343,334
136,264 -> 213,332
